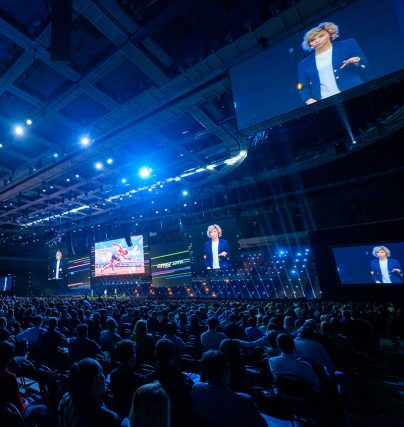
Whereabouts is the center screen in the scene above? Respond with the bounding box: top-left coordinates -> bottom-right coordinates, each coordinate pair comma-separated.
94,236 -> 145,276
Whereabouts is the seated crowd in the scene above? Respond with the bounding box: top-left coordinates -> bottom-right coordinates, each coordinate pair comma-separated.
0,296 -> 402,426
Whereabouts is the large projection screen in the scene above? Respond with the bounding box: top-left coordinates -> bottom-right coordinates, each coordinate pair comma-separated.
230,0 -> 404,131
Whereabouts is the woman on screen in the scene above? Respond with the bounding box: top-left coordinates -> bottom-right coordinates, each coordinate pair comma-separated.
297,22 -> 368,105
204,224 -> 230,270
370,246 -> 403,284
101,242 -> 131,273
52,250 -> 64,280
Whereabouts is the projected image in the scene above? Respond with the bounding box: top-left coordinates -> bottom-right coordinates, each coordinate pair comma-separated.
95,236 -> 145,276
230,0 -> 404,130
151,243 -> 192,287
67,256 -> 91,288
298,22 -> 368,105
1,275 -> 12,292
332,242 -> 404,285
48,249 -> 65,280
204,224 -> 231,271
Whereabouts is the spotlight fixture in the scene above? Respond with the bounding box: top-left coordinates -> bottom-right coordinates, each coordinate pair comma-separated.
182,190 -> 188,196
26,119 -> 32,125
14,125 -> 24,136
121,178 -> 127,184
80,136 -> 91,146
107,158 -> 113,164
95,162 -> 103,170
139,167 -> 152,179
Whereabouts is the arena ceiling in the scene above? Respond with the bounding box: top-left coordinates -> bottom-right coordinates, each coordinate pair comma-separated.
0,0 -> 402,243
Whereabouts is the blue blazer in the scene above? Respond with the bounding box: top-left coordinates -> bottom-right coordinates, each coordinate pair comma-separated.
53,260 -> 64,279
204,239 -> 230,270
370,258 -> 402,284
298,38 -> 369,103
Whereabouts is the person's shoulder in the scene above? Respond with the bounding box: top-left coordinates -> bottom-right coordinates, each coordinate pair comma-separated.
299,53 -> 314,67
334,38 -> 358,48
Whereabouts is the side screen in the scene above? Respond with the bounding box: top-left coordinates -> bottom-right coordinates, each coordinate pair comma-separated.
331,242 -> 404,285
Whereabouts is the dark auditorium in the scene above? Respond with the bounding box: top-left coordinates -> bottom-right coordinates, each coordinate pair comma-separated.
0,1 -> 403,426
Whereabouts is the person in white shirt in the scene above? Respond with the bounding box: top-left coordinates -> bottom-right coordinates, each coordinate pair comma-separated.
371,246 -> 402,284
298,22 -> 368,105
203,224 -> 231,270
53,250 -> 64,280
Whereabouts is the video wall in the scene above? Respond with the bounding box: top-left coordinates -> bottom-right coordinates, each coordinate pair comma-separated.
48,248 -> 67,281
67,256 -> 91,289
94,236 -> 145,276
230,0 -> 404,131
150,242 -> 192,287
1,275 -> 12,292
332,242 -> 404,285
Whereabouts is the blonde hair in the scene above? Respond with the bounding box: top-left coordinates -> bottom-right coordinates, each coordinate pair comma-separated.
372,246 -> 391,258
207,224 -> 222,238
302,22 -> 339,51
128,382 -> 170,427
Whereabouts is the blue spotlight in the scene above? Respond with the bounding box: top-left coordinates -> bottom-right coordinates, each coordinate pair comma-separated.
182,190 -> 188,196
14,125 -> 24,136
107,158 -> 113,164
80,136 -> 91,146
95,162 -> 103,170
121,178 -> 127,184
139,167 -> 152,179
26,119 -> 32,126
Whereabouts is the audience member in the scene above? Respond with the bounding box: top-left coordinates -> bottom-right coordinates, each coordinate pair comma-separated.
122,381 -> 170,427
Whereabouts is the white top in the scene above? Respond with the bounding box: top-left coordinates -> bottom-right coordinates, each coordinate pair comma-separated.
55,260 -> 60,279
379,259 -> 392,283
212,240 -> 220,269
315,47 -> 340,99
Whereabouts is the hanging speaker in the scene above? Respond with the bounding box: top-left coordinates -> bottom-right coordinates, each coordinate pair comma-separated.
50,0 -> 73,61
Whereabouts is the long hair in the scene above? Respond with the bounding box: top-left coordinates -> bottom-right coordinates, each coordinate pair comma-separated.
68,358 -> 104,414
132,319 -> 148,345
128,382 -> 170,427
301,22 -> 339,51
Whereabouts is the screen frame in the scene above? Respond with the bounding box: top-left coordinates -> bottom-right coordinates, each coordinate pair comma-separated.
309,219 -> 404,300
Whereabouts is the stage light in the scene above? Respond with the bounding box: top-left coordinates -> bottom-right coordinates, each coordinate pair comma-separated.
66,178 -> 70,182
75,174 -> 79,178
95,162 -> 103,170
182,190 -> 188,196
107,158 -> 113,164
53,153 -> 58,158
0,144 -> 2,148
26,119 -> 32,125
80,136 -> 91,146
121,178 -> 127,184
139,167 -> 152,179
14,125 -> 24,136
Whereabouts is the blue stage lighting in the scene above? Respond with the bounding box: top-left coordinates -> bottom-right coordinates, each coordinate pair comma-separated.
107,158 -> 113,164
182,190 -> 188,196
26,119 -> 32,125
121,178 -> 127,184
14,125 -> 24,136
139,167 -> 152,178
80,136 -> 91,146
95,162 -> 103,170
